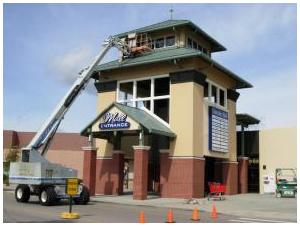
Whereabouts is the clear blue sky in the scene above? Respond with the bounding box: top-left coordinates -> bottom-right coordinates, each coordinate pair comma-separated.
3,3 -> 297,132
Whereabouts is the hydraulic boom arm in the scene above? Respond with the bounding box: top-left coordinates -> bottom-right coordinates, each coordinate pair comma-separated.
23,36 -> 129,161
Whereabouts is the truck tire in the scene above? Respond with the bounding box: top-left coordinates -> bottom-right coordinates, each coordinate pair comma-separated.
39,187 -> 57,206
74,186 -> 90,205
276,192 -> 282,198
15,184 -> 30,203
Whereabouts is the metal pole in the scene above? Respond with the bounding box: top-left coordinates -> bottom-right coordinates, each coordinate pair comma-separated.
69,196 -> 72,213
241,125 -> 245,157
139,129 -> 144,146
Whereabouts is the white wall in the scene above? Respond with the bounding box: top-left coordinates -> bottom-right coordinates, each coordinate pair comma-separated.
259,127 -> 297,194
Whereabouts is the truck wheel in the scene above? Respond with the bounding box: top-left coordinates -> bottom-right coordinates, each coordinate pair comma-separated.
276,192 -> 282,198
74,186 -> 90,205
39,187 -> 57,206
15,185 -> 30,203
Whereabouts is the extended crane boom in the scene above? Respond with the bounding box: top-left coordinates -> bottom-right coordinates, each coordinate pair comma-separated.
23,36 -> 129,160
9,36 -> 130,206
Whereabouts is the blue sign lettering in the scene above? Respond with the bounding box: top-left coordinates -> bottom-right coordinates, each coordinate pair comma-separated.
99,112 -> 130,130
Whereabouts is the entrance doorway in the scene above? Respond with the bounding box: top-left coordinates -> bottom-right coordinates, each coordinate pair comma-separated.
237,130 -> 260,193
204,157 -> 216,195
121,134 -> 166,196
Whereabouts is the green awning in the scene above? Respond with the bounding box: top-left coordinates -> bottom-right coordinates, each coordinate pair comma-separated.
81,102 -> 176,139
236,114 -> 260,127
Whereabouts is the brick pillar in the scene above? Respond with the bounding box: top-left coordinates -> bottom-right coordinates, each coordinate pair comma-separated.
215,161 -> 238,195
82,146 -> 97,196
133,146 -> 150,200
238,157 -> 249,194
112,150 -> 125,195
159,150 -> 169,196
160,150 -> 205,198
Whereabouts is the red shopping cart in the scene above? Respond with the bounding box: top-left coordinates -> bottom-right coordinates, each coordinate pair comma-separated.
208,182 -> 226,200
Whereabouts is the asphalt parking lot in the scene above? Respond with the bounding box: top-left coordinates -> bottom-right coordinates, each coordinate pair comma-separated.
3,188 -> 297,223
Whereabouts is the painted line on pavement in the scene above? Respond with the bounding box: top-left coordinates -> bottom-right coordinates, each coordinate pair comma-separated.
239,217 -> 288,223
229,219 -> 256,223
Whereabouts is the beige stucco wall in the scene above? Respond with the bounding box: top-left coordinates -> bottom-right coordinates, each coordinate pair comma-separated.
95,91 -> 115,158
95,58 -> 238,160
259,127 -> 297,194
169,82 -> 193,156
227,99 -> 237,162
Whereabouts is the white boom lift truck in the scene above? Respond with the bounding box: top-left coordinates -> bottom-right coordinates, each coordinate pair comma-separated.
9,36 -> 130,206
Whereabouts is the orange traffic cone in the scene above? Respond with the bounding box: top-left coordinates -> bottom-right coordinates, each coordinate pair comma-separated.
166,209 -> 175,223
139,211 -> 145,223
191,208 -> 200,221
211,203 -> 218,220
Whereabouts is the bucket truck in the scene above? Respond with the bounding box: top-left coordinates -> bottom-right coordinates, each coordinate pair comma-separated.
9,36 -> 130,206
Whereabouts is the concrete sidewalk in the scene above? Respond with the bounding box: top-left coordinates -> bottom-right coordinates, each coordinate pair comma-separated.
91,193 -> 297,221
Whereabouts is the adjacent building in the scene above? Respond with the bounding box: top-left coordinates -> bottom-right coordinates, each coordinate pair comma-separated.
3,130 -> 88,179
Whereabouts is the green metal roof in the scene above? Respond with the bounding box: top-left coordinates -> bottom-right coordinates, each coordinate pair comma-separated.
95,47 -> 252,89
114,19 -> 226,52
236,114 -> 260,127
81,102 -> 176,138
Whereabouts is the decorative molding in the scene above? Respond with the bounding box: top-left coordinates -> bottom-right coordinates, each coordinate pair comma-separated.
238,156 -> 249,160
159,149 -> 170,154
113,150 -> 124,154
170,70 -> 206,87
227,89 -> 240,102
215,161 -> 239,164
94,80 -> 117,93
132,146 -> 151,151
168,156 -> 205,160
81,146 -> 98,151
96,157 -> 113,160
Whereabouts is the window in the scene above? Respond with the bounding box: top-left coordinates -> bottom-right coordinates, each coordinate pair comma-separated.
166,36 -> 175,47
154,99 -> 169,123
154,77 -> 170,96
204,82 -> 209,98
119,82 -> 133,101
117,76 -> 170,124
154,36 -> 176,49
206,80 -> 227,109
155,38 -> 165,49
137,100 -> 151,111
219,89 -> 225,107
211,84 -> 217,103
137,80 -> 151,98
187,37 -> 210,56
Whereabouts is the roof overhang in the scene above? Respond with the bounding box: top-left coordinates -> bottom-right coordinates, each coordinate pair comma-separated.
94,47 -> 252,89
236,114 -> 260,127
114,19 -> 226,53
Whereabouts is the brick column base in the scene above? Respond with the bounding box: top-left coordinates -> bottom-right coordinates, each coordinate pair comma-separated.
160,151 -> 205,199
133,146 -> 150,200
112,151 -> 125,195
215,161 -> 238,195
82,146 -> 97,196
94,151 -> 124,195
238,157 -> 249,194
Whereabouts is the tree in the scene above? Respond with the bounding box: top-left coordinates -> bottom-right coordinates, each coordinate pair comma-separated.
3,146 -> 20,185
5,146 -> 20,163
